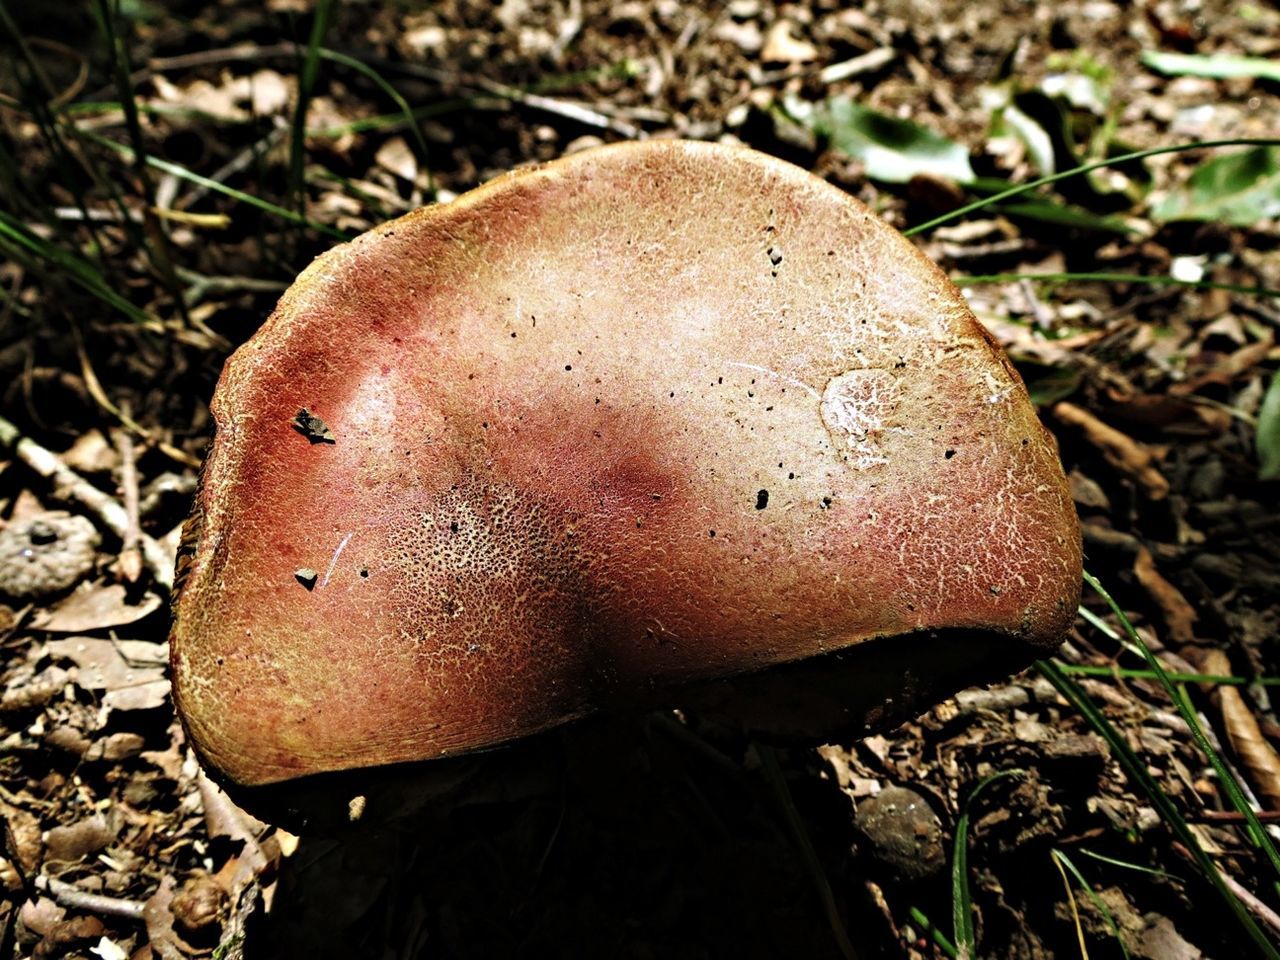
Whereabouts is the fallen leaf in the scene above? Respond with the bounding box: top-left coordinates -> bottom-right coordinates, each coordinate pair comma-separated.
1255,369 -> 1280,480
89,936 -> 129,960
795,94 -> 975,185
31,581 -> 162,633
44,813 -> 118,863
46,637 -> 169,710
1135,913 -> 1203,960
1153,146 -> 1280,226
374,137 -> 417,182
1142,50 -> 1280,84
1196,648 -> 1280,811
761,20 -> 816,64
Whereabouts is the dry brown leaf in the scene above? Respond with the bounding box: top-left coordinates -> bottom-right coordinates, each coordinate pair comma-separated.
2,798 -> 44,875
1053,402 -> 1170,499
44,813 -> 118,863
1,666 -> 71,712
247,69 -> 291,116
1103,393 -> 1232,438
1135,915 -> 1204,960
1199,648 -> 1280,811
374,137 -> 417,183
45,637 -> 169,711
149,74 -> 249,123
32,581 -> 162,633
61,431 -> 119,475
142,875 -> 200,960
1133,548 -> 1197,646
761,20 -> 817,64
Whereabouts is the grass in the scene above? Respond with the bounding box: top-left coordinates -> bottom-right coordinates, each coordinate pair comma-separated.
1052,848 -> 1132,960
1037,653 -> 1280,959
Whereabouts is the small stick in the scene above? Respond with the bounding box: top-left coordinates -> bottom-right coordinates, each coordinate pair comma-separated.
0,413 -> 173,591
35,874 -> 146,921
1196,810 -> 1280,824
1171,841 -> 1280,939
116,401 -> 143,585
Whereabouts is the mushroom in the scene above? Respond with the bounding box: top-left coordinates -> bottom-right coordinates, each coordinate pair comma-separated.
170,140 -> 1081,796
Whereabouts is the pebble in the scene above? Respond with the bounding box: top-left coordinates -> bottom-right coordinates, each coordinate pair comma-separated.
855,785 -> 946,881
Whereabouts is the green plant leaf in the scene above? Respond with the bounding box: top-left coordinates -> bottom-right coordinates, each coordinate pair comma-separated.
802,95 -> 976,184
993,198 -> 1135,233
1153,146 -> 1280,225
1013,359 -> 1085,406
1052,849 -> 1133,959
1258,369 -> 1280,480
953,768 -> 1025,960
1142,50 -> 1280,83
1037,656 -> 1280,959
904,137 -> 1280,238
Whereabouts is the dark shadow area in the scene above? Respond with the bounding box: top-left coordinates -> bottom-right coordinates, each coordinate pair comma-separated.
232,629 -> 1035,959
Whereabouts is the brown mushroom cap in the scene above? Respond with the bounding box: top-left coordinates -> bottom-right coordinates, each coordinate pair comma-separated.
171,140 -> 1081,788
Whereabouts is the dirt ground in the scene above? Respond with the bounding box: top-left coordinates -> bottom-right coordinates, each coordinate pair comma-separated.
1,1 -> 1279,957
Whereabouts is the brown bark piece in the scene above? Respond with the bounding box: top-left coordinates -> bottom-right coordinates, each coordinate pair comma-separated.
1053,402 -> 1170,500
1133,547 -> 1198,646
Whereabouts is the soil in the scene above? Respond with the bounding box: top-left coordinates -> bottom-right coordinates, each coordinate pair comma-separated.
1,1 -> 1278,958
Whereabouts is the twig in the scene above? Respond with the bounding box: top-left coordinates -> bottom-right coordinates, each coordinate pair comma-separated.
0,413 -> 174,591
1171,842 -> 1280,939
35,874 -> 146,921
459,74 -> 643,138
175,267 -> 288,308
176,121 -> 288,211
1197,810 -> 1280,824
116,401 -> 143,584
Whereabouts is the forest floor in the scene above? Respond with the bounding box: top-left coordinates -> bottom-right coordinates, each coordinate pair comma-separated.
1,1 -> 1279,958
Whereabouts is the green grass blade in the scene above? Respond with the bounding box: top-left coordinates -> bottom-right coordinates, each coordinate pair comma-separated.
80,129 -> 351,240
909,905 -> 958,959
1052,849 -> 1132,959
0,210 -> 152,323
1036,658 -> 1280,958
289,0 -> 337,217
1082,570 -> 1280,878
953,768 -> 1025,960
94,0 -> 191,322
317,47 -> 433,189
904,138 -> 1280,237
1073,847 -> 1183,883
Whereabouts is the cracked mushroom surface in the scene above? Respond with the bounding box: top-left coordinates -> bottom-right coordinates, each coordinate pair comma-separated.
170,140 -> 1081,788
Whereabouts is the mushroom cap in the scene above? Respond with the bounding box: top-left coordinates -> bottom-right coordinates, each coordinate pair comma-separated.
171,140 -> 1081,788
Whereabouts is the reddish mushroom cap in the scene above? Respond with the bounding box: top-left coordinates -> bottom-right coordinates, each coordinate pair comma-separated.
170,140 -> 1081,787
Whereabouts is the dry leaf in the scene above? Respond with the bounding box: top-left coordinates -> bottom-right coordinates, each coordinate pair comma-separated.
150,74 -> 249,123
44,813 -> 118,863
375,137 -> 418,182
32,581 -> 162,632
248,69 -> 291,116
761,20 -> 817,64
1197,648 -> 1280,810
46,637 -> 169,711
